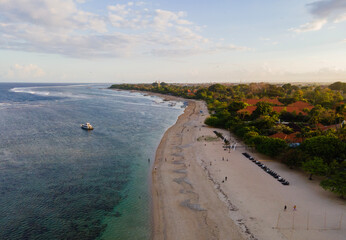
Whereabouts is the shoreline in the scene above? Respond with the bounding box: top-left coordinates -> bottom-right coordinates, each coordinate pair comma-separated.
148,91 -> 345,240
111,89 -> 345,240
151,99 -> 245,240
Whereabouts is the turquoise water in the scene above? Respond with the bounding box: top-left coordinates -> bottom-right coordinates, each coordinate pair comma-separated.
0,83 -> 184,239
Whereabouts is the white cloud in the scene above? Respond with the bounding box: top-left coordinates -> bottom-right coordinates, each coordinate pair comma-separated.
6,64 -> 46,79
334,13 -> 346,23
290,18 -> 327,32
292,0 -> 346,33
0,0 -> 247,58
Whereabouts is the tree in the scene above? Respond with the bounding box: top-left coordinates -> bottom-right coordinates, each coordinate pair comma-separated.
320,161 -> 346,198
329,81 -> 346,92
280,149 -> 307,168
300,136 -> 346,164
204,116 -> 221,127
252,115 -> 278,131
252,101 -> 273,118
272,124 -> 293,134
208,84 -> 227,93
152,82 -> 159,87
308,105 -> 323,125
228,101 -> 246,112
282,83 -> 292,92
293,90 -> 304,101
233,125 -> 258,138
196,88 -> 210,100
252,136 -> 287,157
302,157 -> 328,180
244,131 -> 259,144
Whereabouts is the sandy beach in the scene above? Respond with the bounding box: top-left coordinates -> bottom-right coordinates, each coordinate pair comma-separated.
152,98 -> 346,240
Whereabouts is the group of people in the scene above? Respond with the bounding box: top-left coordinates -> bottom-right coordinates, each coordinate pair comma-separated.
284,205 -> 297,211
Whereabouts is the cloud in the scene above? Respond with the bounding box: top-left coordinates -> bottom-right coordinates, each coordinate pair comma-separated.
290,18 -> 327,32
6,64 -> 46,79
307,0 -> 346,20
0,1 -> 247,58
151,44 -> 250,57
291,0 -> 346,33
0,0 -> 108,34
334,13 -> 346,23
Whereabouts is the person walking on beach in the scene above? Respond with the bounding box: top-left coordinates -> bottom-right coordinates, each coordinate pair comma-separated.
284,205 -> 287,211
293,205 -> 296,211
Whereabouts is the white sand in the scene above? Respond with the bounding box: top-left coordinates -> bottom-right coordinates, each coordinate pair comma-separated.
151,98 -> 345,240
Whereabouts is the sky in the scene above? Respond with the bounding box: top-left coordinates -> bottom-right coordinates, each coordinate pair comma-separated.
0,0 -> 346,83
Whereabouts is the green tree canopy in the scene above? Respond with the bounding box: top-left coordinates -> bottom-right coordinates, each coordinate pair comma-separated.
280,149 -> 307,168
302,157 -> 328,180
329,81 -> 346,92
208,84 -> 227,93
251,136 -> 287,157
252,101 -> 273,118
320,161 -> 346,198
300,136 -> 346,164
228,101 -> 246,112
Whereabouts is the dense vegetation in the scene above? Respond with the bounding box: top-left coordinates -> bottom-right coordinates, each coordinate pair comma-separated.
110,81 -> 346,197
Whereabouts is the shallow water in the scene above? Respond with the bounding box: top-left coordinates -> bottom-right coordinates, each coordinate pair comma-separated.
0,83 -> 184,240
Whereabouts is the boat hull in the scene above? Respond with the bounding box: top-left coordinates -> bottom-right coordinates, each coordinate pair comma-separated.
81,126 -> 93,130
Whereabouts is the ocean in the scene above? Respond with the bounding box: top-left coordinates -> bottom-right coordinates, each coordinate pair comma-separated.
0,83 -> 184,240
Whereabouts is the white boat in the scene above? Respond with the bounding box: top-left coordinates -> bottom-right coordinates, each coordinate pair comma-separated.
81,122 -> 94,130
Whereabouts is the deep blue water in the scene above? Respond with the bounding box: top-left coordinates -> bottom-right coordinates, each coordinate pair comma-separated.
0,83 -> 184,239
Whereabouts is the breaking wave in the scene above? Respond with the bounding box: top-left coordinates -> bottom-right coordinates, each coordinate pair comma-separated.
10,87 -> 50,96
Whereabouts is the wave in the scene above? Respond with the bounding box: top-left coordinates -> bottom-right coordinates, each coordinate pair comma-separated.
9,86 -> 90,99
10,87 -> 51,96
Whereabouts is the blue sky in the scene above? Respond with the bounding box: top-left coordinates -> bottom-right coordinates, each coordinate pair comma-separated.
0,0 -> 345,83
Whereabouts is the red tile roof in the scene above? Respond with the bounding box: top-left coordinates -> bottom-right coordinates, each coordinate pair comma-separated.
238,106 -> 309,115
315,123 -> 344,131
269,132 -> 303,143
287,101 -> 313,110
237,106 -> 257,114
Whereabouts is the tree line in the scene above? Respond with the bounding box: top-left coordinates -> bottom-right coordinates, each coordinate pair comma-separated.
110,81 -> 346,198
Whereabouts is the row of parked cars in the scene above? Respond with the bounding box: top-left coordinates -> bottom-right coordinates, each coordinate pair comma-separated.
242,152 -> 289,186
